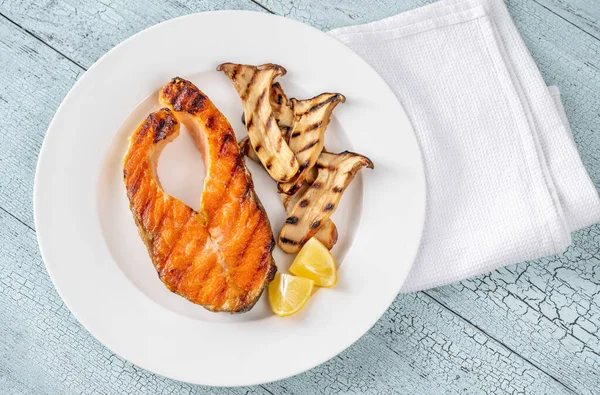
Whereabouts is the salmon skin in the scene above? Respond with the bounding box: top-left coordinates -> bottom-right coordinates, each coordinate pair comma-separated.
123,78 -> 276,313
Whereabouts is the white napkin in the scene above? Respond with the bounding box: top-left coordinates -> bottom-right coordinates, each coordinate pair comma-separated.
329,0 -> 600,292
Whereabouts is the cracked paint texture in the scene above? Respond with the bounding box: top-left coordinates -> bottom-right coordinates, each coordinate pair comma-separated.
0,0 -> 599,393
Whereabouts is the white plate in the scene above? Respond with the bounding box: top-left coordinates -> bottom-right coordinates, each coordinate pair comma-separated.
34,11 -> 425,387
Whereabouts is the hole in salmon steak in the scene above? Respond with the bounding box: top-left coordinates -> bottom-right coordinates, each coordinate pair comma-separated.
157,124 -> 206,211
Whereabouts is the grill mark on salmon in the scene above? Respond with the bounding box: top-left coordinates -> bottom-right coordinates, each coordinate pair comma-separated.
123,78 -> 276,313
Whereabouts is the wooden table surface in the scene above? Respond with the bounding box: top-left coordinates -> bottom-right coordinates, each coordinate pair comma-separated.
1,0 -> 599,393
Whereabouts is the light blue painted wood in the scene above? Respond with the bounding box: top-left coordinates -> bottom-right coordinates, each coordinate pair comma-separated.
0,0 -> 266,70
536,0 -> 600,40
0,0 -> 599,393
0,208 -> 572,394
428,1 -> 600,393
249,0 -> 600,393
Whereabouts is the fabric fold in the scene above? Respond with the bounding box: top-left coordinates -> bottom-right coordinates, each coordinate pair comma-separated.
328,0 -> 600,292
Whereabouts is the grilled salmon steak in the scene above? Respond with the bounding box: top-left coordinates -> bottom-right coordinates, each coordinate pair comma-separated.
123,78 -> 276,313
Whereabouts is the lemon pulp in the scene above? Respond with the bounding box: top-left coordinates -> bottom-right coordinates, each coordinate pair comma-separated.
289,237 -> 338,287
269,273 -> 314,317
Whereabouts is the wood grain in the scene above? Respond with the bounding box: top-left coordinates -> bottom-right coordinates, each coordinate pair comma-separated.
248,0 -> 600,393
534,0 -> 600,40
0,209 -> 573,394
0,10 -> 581,394
0,15 -> 83,228
0,215 -> 269,395
428,1 -> 600,393
0,0 -> 264,69
0,0 -> 599,393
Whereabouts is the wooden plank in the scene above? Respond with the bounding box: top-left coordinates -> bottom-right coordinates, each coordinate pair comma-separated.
427,1 -> 600,393
0,215 -> 270,394
0,10 -> 580,392
252,0 -> 600,393
0,17 -> 83,228
0,0 -> 265,69
0,0 -> 598,393
534,0 -> 600,40
0,211 -> 573,394
250,0 -> 434,30
264,291 -> 576,394
236,0 -> 600,393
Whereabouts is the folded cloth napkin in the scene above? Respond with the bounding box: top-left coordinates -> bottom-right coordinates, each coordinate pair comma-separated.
329,0 -> 600,292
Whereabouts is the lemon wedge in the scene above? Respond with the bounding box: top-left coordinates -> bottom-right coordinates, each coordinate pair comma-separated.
289,237 -> 338,287
269,273 -> 314,317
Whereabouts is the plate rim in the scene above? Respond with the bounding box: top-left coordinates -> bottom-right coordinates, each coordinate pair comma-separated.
34,10 -> 426,387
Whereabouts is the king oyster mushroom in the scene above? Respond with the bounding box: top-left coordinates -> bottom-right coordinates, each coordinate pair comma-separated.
280,166 -> 338,250
238,135 -> 260,163
217,63 -> 299,182
277,92 -> 345,196
278,151 -> 374,254
270,82 -> 295,141
240,139 -> 339,249
239,81 -> 295,163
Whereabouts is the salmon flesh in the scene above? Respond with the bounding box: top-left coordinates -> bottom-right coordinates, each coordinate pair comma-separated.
123,78 -> 277,313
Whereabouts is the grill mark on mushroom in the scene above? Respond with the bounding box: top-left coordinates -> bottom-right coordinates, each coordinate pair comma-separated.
280,180 -> 338,250
270,82 -> 295,142
217,63 -> 298,182
281,127 -> 292,141
265,113 -> 274,130
240,82 -> 296,161
278,151 -> 373,253
302,94 -> 341,115
256,90 -> 266,109
242,67 -> 257,100
307,121 -> 322,131
277,92 -> 346,196
298,139 -> 320,153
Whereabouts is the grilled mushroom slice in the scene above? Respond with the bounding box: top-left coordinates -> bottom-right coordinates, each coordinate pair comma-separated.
238,136 -> 260,163
238,143 -> 337,249
281,189 -> 338,250
239,81 -> 295,164
280,167 -> 338,250
277,92 -> 345,195
270,82 -> 295,141
217,63 -> 299,182
279,151 -> 374,253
